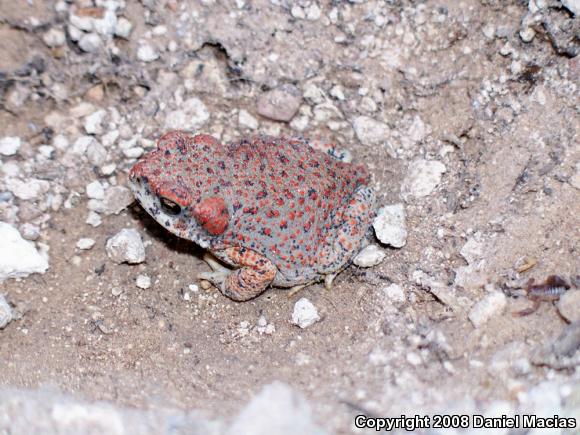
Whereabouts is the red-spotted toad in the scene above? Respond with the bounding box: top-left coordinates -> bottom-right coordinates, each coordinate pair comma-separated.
129,131 -> 376,301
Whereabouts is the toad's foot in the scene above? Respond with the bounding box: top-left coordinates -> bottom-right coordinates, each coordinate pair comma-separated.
201,247 -> 277,301
324,273 -> 337,290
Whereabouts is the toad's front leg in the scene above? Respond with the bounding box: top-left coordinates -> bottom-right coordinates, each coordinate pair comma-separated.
198,247 -> 277,301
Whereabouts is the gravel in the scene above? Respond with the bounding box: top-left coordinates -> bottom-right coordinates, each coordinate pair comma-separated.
136,274 -> 152,289
400,159 -> 447,201
257,84 -> 302,122
352,116 -> 389,146
468,292 -> 507,328
102,186 -> 134,215
78,33 -> 102,53
106,229 -> 146,264
557,290 -> 580,323
76,238 -> 96,250
0,137 -> 21,156
373,204 -> 407,248
164,97 -> 210,130
353,244 -> 386,267
0,295 -> 14,329
291,298 -> 321,329
0,223 -> 49,283
137,43 -> 159,62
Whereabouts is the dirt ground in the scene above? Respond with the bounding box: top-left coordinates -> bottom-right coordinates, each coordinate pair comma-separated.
0,0 -> 579,433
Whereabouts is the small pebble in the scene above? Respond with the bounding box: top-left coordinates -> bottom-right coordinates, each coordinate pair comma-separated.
136,274 -> 152,289
257,84 -> 302,122
353,244 -> 386,267
137,43 -> 159,62
0,137 -> 21,156
19,223 -> 40,241
115,17 -> 133,39
383,283 -> 406,304
291,297 -> 321,329
0,294 -> 13,329
86,211 -> 102,227
557,290 -> 580,323
238,109 -> 259,129
86,181 -> 105,200
42,28 -> 66,47
352,116 -> 389,146
165,98 -> 210,131
373,204 -> 407,248
103,186 -> 134,215
105,228 -> 146,264
468,292 -> 507,328
401,159 -> 446,201
76,238 -> 96,250
111,287 -> 123,297
78,33 -> 102,53
188,284 -> 199,293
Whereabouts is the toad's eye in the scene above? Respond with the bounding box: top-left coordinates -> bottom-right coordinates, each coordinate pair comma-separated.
159,197 -> 182,215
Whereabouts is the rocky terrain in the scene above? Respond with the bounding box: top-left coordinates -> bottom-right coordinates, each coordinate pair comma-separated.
0,0 -> 579,433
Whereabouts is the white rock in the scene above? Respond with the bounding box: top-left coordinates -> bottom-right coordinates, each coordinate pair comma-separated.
291,5 -> 306,19
114,17 -> 133,38
0,294 -> 13,329
373,204 -> 407,247
136,274 -> 151,289
1,161 -> 21,177
557,290 -> 580,323
106,228 -> 146,264
353,244 -> 386,267
353,116 -> 389,146
238,109 -> 259,129
303,83 -> 325,104
561,0 -> 580,15
86,141 -> 108,166
86,211 -> 102,227
137,43 -> 159,62
291,298 -> 321,328
305,3 -> 321,20
227,382 -> 326,435
408,115 -> 429,143
103,186 -> 134,215
6,178 -> 50,201
84,109 -> 107,135
42,28 -> 66,47
76,238 -> 96,250
86,181 -> 105,200
0,136 -> 21,156
468,292 -> 507,328
67,23 -> 83,42
257,85 -> 302,122
401,159 -> 446,201
78,33 -> 102,53
383,283 -> 406,303
165,98 -> 210,130
69,14 -> 94,32
460,236 -> 485,265
93,9 -> 117,36
0,222 -> 49,283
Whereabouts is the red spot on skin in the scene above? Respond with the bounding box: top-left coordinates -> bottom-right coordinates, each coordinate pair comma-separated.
193,134 -> 219,146
193,196 -> 229,235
